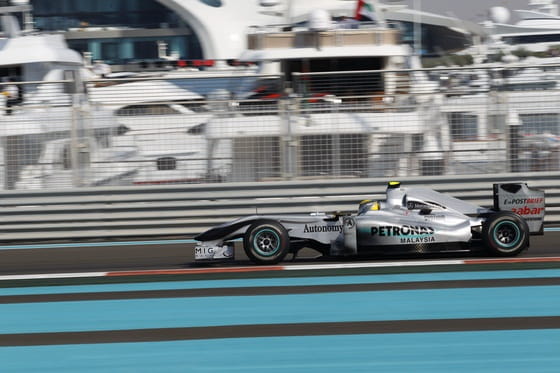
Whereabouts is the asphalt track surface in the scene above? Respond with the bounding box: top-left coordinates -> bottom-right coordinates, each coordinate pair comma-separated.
1,232 -> 560,359
2,272 -> 560,347
0,231 -> 559,275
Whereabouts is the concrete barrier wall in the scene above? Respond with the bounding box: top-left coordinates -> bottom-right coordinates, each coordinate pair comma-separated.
0,172 -> 558,242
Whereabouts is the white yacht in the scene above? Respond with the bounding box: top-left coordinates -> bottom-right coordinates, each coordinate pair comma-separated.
0,1 -> 241,188
204,9 -> 446,181
0,2 -> 138,189
487,0 -> 560,53
90,79 -> 230,184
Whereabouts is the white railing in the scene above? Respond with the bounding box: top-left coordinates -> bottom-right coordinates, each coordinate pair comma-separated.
1,65 -> 560,190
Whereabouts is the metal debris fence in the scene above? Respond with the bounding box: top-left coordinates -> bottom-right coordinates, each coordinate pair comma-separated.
1,64 -> 560,190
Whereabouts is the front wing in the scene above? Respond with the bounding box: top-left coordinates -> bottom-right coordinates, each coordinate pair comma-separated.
194,214 -> 345,260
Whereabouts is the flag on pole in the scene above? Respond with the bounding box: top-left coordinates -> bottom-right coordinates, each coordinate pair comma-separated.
355,0 -> 377,21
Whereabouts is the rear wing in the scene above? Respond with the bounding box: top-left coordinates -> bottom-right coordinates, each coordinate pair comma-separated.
493,183 -> 545,235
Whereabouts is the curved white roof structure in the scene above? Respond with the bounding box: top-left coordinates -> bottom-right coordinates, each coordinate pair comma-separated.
157,0 -> 280,60
157,0 -> 483,59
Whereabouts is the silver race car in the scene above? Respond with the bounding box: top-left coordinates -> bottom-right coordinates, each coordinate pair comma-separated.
194,182 -> 545,265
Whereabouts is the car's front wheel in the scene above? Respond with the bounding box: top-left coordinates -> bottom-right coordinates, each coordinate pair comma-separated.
243,220 -> 290,265
482,212 -> 529,256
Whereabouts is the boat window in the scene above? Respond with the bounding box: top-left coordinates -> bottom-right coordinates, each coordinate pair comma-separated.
411,134 -> 424,152
447,112 -> 478,141
116,104 -> 182,116
0,66 -> 22,82
495,81 -> 556,91
183,102 -> 208,113
286,58 -> 384,98
187,123 -> 206,135
519,114 -> 559,135
502,34 -> 560,45
157,157 -> 177,171
199,0 -> 222,7
96,134 -> 111,149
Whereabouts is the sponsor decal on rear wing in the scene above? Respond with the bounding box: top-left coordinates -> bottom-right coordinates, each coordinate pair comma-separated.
493,183 -> 545,234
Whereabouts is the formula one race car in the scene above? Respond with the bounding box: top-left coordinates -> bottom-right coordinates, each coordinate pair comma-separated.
194,182 -> 545,265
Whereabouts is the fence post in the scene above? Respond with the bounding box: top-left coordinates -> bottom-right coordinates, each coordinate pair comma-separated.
2,135 -> 21,190
68,70 -> 89,187
280,78 -> 299,180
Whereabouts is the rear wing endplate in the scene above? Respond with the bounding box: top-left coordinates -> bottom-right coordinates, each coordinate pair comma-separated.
493,183 -> 545,235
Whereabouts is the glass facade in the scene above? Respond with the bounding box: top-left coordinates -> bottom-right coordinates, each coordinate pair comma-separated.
394,21 -> 470,56
31,0 -> 203,66
32,0 -> 183,30
65,35 -> 201,65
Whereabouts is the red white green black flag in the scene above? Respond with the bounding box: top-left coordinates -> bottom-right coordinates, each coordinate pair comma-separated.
355,0 -> 377,21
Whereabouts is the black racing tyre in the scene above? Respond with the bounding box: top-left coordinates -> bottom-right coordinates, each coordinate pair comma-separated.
482,212 -> 529,256
243,220 -> 290,265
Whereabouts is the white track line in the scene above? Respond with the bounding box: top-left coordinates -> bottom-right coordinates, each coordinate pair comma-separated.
0,260 -> 466,281
0,272 -> 108,281
2,257 -> 559,281
282,260 -> 466,271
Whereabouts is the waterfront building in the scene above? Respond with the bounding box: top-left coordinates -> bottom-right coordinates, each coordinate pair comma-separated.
28,0 -> 483,71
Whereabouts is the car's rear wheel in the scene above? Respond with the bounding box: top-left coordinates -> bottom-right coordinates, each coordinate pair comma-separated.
482,212 -> 529,256
243,220 -> 290,265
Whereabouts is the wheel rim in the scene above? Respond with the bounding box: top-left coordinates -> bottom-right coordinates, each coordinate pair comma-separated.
493,221 -> 521,250
253,228 -> 281,257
